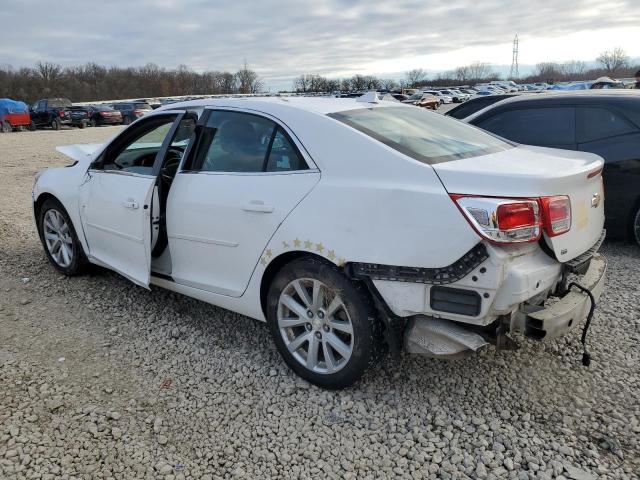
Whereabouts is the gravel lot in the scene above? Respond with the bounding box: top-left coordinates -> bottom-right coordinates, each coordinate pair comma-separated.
1,127 -> 639,480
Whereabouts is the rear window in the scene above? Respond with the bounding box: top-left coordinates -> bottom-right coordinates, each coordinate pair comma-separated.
134,103 -> 152,110
576,107 -> 636,143
94,105 -> 114,112
476,107 -> 576,147
328,106 -> 511,164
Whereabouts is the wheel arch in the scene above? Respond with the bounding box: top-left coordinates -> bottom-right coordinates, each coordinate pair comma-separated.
34,191 -> 89,256
259,250 -> 336,318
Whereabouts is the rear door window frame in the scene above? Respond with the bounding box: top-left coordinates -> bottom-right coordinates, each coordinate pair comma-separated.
182,107 -> 317,175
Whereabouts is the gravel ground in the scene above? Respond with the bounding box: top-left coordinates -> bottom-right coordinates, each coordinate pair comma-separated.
1,127 -> 639,480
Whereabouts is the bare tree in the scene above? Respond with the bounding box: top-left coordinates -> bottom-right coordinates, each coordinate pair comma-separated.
404,68 -> 427,87
559,60 -> 586,78
597,47 -> 629,73
236,61 -> 263,94
381,78 -> 398,91
465,62 -> 494,82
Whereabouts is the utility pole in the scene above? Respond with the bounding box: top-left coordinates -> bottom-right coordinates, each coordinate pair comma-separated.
509,34 -> 519,79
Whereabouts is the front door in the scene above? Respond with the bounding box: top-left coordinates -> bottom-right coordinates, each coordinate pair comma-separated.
167,109 -> 320,296
79,113 -> 182,287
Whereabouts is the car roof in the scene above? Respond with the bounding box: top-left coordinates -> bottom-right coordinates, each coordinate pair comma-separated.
464,90 -> 640,121
155,96 -> 406,116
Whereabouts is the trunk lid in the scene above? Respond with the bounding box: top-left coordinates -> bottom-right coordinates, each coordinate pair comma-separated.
432,145 -> 605,262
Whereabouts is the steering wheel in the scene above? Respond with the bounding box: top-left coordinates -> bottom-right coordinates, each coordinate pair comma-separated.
160,148 -> 183,184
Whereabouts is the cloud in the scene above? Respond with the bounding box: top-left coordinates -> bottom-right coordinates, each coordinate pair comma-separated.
2,0 -> 640,89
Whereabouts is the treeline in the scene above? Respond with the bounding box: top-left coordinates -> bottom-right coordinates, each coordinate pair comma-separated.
2,48 -> 638,102
292,48 -> 639,92
0,61 -> 263,103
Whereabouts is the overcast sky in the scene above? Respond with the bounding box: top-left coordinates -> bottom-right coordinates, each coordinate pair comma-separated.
2,0 -> 640,90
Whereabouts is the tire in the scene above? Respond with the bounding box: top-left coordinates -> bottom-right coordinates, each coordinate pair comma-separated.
266,257 -> 379,389
632,205 -> 640,248
50,118 -> 61,130
1,120 -> 11,133
37,198 -> 89,276
90,119 -> 97,128
78,121 -> 85,129
122,116 -> 132,125
29,121 -> 37,131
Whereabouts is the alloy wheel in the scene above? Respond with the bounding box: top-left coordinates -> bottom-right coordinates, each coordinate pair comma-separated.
277,278 -> 354,374
43,209 -> 74,268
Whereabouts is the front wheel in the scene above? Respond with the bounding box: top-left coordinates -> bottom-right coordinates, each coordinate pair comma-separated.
266,257 -> 379,389
1,120 -> 11,133
37,199 -> 89,275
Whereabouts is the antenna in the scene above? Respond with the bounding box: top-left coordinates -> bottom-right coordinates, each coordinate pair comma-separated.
509,34 -> 519,79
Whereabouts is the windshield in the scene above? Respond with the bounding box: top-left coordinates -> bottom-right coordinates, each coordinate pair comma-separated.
328,106 -> 512,164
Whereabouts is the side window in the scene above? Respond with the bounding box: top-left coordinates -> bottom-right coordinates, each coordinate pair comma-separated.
266,128 -> 307,172
576,107 -> 636,143
37,101 -> 46,111
197,111 -> 275,173
102,117 -> 176,174
477,107 -> 576,146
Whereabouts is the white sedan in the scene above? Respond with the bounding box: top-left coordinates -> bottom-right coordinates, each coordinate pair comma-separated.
33,93 -> 607,389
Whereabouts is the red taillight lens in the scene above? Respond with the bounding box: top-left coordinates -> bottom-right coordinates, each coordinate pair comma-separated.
59,110 -> 65,117
496,202 -> 538,230
540,195 -> 571,236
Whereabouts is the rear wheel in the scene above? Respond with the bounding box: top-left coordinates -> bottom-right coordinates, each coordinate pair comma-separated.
37,198 -> 89,275
29,121 -> 37,131
632,206 -> 640,248
123,116 -> 132,125
1,120 -> 11,133
266,257 -> 378,389
50,118 -> 61,130
90,119 -> 97,127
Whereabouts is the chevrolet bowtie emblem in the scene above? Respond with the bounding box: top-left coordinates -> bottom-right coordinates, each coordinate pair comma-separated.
591,193 -> 601,208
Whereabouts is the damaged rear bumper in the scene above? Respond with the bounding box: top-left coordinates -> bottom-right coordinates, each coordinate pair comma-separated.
514,253 -> 607,340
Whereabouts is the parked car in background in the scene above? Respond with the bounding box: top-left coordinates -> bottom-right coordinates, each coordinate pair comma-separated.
30,98 -> 73,130
463,90 -> 640,246
437,89 -> 468,103
85,105 -> 123,126
402,93 -> 439,109
422,90 -> 453,104
490,81 -> 519,92
0,98 -> 35,132
33,94 -> 606,389
110,102 -> 153,124
68,107 -> 90,129
445,94 -> 518,120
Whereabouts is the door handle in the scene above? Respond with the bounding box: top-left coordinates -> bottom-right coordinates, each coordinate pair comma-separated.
242,201 -> 274,213
122,200 -> 139,210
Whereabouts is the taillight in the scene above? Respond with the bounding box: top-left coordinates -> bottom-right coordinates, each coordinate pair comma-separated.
540,195 -> 571,236
59,110 -> 65,117
451,195 -> 541,244
451,194 -> 573,244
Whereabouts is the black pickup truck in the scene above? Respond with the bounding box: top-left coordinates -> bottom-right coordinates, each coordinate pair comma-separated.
30,98 -> 73,130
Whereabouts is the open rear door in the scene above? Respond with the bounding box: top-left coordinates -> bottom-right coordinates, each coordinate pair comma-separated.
79,172 -> 156,287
